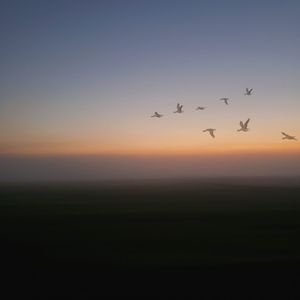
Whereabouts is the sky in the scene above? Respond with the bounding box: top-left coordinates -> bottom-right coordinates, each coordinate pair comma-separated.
0,0 -> 300,180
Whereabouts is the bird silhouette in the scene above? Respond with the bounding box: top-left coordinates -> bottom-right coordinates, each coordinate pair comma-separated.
281,132 -> 297,140
174,103 -> 183,113
237,118 -> 250,132
220,98 -> 229,105
196,106 -> 206,110
203,128 -> 216,138
151,112 -> 163,118
244,88 -> 253,95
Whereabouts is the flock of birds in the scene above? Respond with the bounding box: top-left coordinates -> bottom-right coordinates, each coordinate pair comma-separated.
151,88 -> 297,140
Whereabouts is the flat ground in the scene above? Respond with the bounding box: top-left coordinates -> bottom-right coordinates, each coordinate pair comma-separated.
1,178 -> 299,296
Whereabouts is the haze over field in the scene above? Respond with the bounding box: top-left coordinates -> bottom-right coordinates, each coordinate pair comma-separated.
1,0 -> 299,180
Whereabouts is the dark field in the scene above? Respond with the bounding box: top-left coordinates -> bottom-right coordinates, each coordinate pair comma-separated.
1,178 -> 300,296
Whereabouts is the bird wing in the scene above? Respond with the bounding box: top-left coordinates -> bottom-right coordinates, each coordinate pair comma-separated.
210,131 -> 215,138
249,89 -> 253,93
281,132 -> 289,137
240,121 -> 244,128
246,88 -> 249,93
245,118 -> 250,127
177,103 -> 180,109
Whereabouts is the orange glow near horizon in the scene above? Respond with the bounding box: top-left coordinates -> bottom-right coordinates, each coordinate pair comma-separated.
1,99 -> 299,158
1,140 -> 299,157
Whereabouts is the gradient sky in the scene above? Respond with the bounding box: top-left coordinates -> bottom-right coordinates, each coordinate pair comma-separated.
0,0 -> 300,180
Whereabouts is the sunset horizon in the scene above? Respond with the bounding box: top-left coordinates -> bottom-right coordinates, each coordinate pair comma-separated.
1,1 -> 299,182
1,1 -> 300,296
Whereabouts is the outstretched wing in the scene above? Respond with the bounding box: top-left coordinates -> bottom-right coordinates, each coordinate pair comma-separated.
152,112 -> 162,117
210,131 -> 215,138
246,88 -> 249,93
281,132 -> 289,137
240,121 -> 244,128
177,103 -> 180,109
245,118 -> 250,127
249,89 -> 253,93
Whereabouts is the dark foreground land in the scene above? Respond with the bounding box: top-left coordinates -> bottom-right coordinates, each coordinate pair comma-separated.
1,178 -> 300,297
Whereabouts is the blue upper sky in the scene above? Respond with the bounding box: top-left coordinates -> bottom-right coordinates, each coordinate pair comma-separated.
1,0 -> 299,91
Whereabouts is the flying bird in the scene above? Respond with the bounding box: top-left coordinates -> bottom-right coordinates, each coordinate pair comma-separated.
220,98 -> 229,105
237,118 -> 250,132
174,103 -> 184,113
196,106 -> 206,110
281,132 -> 297,140
203,128 -> 216,138
151,112 -> 163,118
244,88 -> 253,95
